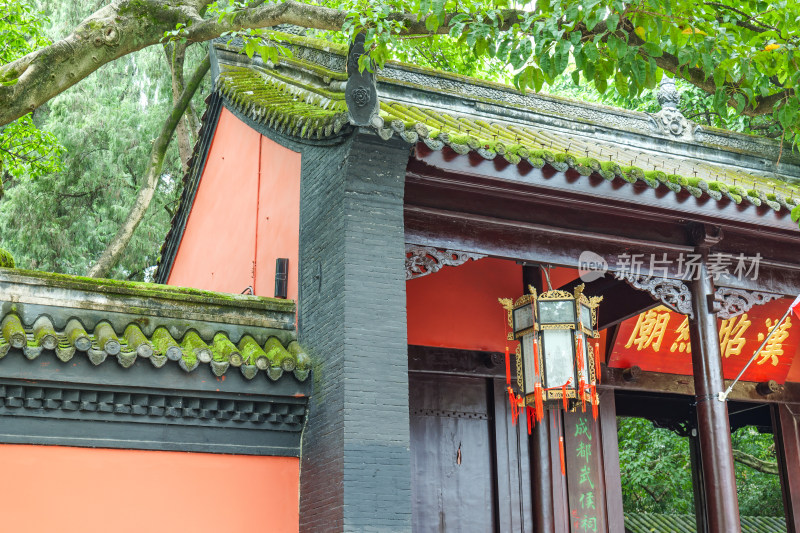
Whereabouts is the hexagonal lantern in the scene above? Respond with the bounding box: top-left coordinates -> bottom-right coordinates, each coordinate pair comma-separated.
500,284 -> 603,426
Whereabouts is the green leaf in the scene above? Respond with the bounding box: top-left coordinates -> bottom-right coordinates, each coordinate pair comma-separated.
642,43 -> 663,57
713,68 -> 727,88
425,14 -> 439,32
530,66 -> 545,92
595,70 -> 608,93
606,13 -> 620,32
615,71 -> 629,97
733,93 -> 746,113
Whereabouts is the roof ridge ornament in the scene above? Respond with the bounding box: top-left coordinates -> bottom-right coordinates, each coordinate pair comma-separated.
345,34 -> 380,127
649,75 -> 699,140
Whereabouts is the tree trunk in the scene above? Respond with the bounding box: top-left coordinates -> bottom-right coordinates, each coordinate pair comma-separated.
163,42 -> 194,173
87,53 -> 210,279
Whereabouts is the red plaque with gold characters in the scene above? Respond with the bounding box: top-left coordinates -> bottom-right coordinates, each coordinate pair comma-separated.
608,298 -> 800,383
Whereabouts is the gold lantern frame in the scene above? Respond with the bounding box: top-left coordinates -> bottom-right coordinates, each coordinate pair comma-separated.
500,284 -> 603,411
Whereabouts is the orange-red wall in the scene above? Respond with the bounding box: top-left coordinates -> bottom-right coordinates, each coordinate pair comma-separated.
0,444 -> 299,533
168,108 -> 300,301
407,258 -> 522,352
254,135 -> 301,300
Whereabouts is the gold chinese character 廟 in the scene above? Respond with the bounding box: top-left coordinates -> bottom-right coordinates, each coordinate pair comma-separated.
626,308 -> 671,352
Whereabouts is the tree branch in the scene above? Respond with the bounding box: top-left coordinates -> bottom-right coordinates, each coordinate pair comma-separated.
87,52 -> 210,278
0,1 -> 526,127
622,20 -> 793,117
732,448 -> 779,475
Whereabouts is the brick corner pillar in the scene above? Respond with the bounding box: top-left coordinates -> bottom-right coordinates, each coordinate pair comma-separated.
298,131 -> 412,533
687,223 -> 741,533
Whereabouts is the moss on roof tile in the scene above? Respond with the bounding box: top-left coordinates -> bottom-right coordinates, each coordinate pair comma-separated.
0,310 -> 310,382
216,36 -> 800,216
0,248 -> 14,268
1,267 -> 295,313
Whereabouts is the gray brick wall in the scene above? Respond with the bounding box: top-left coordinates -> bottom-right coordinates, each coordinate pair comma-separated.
298,131 -> 412,532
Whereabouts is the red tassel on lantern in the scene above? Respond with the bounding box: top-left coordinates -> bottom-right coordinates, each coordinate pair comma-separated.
591,381 -> 599,420
562,382 -> 568,411
559,436 -> 566,476
534,382 -> 544,422
505,346 -> 511,385
533,336 -> 540,379
507,387 -> 517,425
594,342 -> 601,382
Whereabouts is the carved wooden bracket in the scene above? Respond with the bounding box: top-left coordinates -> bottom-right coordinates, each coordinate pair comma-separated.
405,244 -> 486,280
613,271 -> 694,318
713,287 -> 783,319
613,270 -> 783,321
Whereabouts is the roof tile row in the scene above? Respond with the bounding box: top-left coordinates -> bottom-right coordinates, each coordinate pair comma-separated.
0,312 -> 310,382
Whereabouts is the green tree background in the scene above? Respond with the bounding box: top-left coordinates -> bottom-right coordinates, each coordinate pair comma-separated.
618,417 -> 784,517
0,1 -> 208,279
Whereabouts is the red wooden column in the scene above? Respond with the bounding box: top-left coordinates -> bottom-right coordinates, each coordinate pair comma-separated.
532,414 -> 556,533
773,404 -> 800,533
525,265 -> 557,533
688,224 -> 741,533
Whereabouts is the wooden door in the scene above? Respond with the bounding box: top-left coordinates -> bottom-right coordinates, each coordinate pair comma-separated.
410,373 -> 533,532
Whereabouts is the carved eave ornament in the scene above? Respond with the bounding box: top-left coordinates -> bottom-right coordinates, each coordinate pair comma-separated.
405,244 -> 486,280
613,271 -> 694,317
345,34 -> 380,127
613,269 -> 785,321
713,288 -> 783,319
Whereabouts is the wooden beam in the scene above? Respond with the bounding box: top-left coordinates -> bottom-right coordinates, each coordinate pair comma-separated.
524,264 -> 556,533
601,366 -> 800,404
599,390 -> 625,533
411,147 -> 799,235
404,204 -> 800,296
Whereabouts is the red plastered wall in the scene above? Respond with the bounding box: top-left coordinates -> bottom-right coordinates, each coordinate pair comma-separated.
168,108 -> 300,301
407,258 -> 522,352
0,444 -> 299,533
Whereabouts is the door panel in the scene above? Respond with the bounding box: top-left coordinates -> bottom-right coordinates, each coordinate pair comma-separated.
410,375 -> 495,532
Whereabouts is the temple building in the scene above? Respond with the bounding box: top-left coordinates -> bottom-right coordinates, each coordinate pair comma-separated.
3,32 -> 800,533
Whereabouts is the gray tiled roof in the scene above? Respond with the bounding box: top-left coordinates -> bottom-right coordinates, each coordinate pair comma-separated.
0,268 -> 309,383
212,33 -> 800,216
624,512 -> 786,533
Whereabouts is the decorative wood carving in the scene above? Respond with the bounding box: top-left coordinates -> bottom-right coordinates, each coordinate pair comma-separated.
613,271 -> 694,318
405,244 -> 486,280
714,287 -> 783,319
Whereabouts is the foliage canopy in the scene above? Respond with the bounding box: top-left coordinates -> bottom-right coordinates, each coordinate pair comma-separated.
1,0 -> 799,276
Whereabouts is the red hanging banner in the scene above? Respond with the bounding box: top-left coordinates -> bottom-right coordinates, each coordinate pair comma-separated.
608,299 -> 800,383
